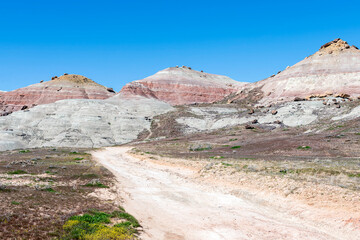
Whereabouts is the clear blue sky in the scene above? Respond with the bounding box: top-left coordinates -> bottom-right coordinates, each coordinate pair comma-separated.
1,0 -> 360,91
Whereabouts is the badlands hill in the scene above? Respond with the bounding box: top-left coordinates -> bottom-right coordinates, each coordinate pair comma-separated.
0,39 -> 360,152
0,74 -> 115,116
120,66 -> 247,105
230,38 -> 360,105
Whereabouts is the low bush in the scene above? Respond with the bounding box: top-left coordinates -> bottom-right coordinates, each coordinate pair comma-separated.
62,210 -> 138,240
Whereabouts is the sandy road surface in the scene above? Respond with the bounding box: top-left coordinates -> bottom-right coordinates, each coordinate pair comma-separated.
92,147 -> 356,240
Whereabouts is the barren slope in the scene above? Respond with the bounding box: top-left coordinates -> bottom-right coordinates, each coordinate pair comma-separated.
120,67 -> 247,105
233,39 -> 360,105
0,74 -> 115,115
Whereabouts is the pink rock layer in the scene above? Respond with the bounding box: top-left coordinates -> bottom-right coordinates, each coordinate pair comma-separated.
120,67 -> 247,105
248,39 -> 360,104
0,74 -> 115,115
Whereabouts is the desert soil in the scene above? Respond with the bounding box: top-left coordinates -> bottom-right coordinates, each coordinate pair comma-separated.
92,147 -> 359,240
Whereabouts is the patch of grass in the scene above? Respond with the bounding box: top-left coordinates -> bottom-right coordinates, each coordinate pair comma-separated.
355,133 -> 360,136
229,138 -> 238,142
11,201 -> 21,205
231,146 -> 242,149
62,210 -> 138,240
222,145 -> 230,147
347,173 -> 360,178
43,188 -> 56,193
297,146 -> 311,150
238,157 -> 256,160
19,150 -> 30,153
45,171 -> 57,175
74,157 -> 84,161
7,170 -> 27,175
328,125 -> 345,131
84,183 -> 109,188
221,162 -> 233,167
69,151 -> 90,155
111,211 -> 140,228
70,211 -> 112,224
74,173 -> 99,179
190,147 -> 212,152
210,156 -> 224,159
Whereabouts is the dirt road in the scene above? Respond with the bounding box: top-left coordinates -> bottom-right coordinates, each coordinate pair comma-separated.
92,147 -> 356,240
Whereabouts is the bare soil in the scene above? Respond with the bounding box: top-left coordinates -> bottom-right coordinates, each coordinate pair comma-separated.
92,147 -> 360,240
0,148 -> 123,239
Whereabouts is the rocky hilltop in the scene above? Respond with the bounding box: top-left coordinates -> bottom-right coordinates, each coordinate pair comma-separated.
232,39 -> 360,105
0,74 -> 115,116
120,66 -> 247,105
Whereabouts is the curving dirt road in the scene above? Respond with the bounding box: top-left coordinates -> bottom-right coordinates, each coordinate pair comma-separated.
92,147 -> 355,240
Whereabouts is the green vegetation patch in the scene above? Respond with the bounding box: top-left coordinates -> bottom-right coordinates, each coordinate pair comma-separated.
297,146 -> 311,150
7,170 -> 27,175
62,209 -> 139,240
229,138 -> 238,142
73,173 -> 99,179
221,162 -> 233,167
19,150 -> 31,153
84,183 -> 109,188
347,173 -> 360,178
231,146 -> 242,149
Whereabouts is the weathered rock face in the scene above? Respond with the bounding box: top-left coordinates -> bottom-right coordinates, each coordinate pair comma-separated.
0,95 -> 173,151
120,67 -> 247,105
243,39 -> 360,104
0,74 -> 115,116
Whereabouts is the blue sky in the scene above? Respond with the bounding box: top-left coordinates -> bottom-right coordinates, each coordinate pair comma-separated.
1,0 -> 360,91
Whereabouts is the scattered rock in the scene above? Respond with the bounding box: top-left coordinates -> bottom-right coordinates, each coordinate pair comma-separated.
252,119 -> 258,124
336,93 -> 350,99
245,124 -> 255,129
294,97 -> 305,101
271,110 -> 278,115
189,143 -> 212,151
107,87 -> 116,93
204,163 -> 214,170
88,179 -> 101,185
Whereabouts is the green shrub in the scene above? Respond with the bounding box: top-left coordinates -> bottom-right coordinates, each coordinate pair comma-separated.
62,210 -> 138,240
297,146 -> 311,150
19,150 -> 30,153
231,146 -> 241,149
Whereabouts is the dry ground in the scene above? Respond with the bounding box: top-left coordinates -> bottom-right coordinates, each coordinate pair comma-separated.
128,118 -> 360,237
0,148 -> 137,239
